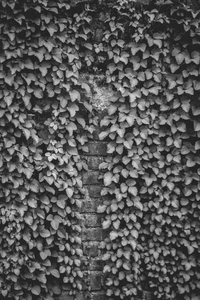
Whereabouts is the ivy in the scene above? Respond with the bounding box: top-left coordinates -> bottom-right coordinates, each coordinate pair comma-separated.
0,0 -> 200,300
98,2 -> 200,300
0,1 -> 95,299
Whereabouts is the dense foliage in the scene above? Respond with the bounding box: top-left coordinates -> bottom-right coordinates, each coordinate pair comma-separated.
97,2 -> 200,300
0,0 -> 200,300
0,1 -> 96,299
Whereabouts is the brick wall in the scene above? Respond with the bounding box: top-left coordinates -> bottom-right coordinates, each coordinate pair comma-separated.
58,112 -> 107,300
58,113 -> 153,300
79,114 -> 107,300
56,67 -> 155,299
70,0 -> 200,8
56,0 -> 200,297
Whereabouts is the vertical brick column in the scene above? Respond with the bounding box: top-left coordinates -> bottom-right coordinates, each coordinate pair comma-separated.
79,118 -> 107,300
58,116 -> 107,300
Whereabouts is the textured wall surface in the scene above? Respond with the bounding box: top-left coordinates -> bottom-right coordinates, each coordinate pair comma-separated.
58,111 -> 107,300
57,78 -> 152,300
69,0 -> 200,8
56,0 -> 200,297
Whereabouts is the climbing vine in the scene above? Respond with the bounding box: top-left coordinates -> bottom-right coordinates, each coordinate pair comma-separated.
0,0 -> 200,300
98,2 -> 200,300
0,1 -> 95,299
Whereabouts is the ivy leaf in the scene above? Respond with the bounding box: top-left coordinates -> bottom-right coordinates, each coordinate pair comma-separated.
176,53 -> 185,64
50,269 -> 60,278
188,245 -> 194,255
77,117 -> 86,128
194,80 -> 200,90
178,285 -> 185,294
128,186 -> 138,196
67,103 -> 79,117
40,250 -> 50,260
183,273 -> 190,282
110,231 -> 118,241
170,64 -> 179,73
103,219 -> 111,229
2,290 -> 8,297
66,122 -> 77,136
31,285 -> 41,295
28,199 -> 37,208
5,74 -> 14,86
113,219 -> 120,229
51,219 -> 60,230
191,51 -> 200,64
154,39 -> 162,48
97,205 -> 107,213
126,116 -> 134,126
111,203 -> 118,212
60,98 -> 68,108
194,121 -> 200,131
40,196 -> 50,205
181,198 -> 189,206
84,43 -> 93,50
131,43 -> 139,55
134,201 -> 143,211
130,240 -> 137,250
155,227 -> 161,235
57,228 -> 66,239
52,285 -> 61,295
69,90 -> 80,102
47,24 -> 58,36
53,52 -> 62,63
153,251 -> 159,259
123,262 -> 130,270
104,172 -> 112,186
192,106 -> 200,116
25,215 -> 33,226
40,229 -> 51,238
23,128 -> 31,140
144,177 -> 153,186
83,101 -> 92,112
99,131 -> 109,140
185,262 -> 191,271
66,188 -> 73,198
57,199 -> 65,209
181,100 -> 190,112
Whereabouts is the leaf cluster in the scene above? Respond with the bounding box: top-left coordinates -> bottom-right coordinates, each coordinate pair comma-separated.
1,0 -> 200,299
98,2 -> 200,300
0,1 -> 96,299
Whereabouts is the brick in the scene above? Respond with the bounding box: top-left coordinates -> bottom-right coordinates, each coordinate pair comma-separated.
137,0 -> 150,3
58,292 -> 74,300
92,126 -> 101,140
102,228 -> 110,240
62,283 -> 73,291
143,291 -> 153,300
76,292 -> 92,300
83,214 -> 102,227
87,142 -> 107,156
81,271 -> 90,291
82,171 -> 100,185
83,156 -> 104,170
95,28 -> 104,43
82,228 -> 103,241
92,293 -> 105,300
83,242 -> 99,257
81,200 -> 102,213
80,258 -> 89,271
90,271 -> 102,291
90,259 -> 104,271
85,185 -> 102,198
